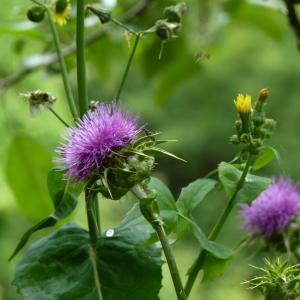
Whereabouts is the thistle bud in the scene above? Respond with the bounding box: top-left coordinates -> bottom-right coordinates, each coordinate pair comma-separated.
164,2 -> 187,23
86,5 -> 111,24
155,20 -> 181,41
27,6 -> 45,23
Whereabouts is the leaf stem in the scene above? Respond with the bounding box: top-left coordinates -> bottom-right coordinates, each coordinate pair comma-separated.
132,185 -> 187,300
184,153 -> 253,297
85,186 -> 103,300
46,8 -> 79,119
48,107 -> 70,127
76,0 -> 88,116
116,33 -> 141,101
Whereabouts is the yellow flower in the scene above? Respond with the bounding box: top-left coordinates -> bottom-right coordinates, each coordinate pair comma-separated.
53,0 -> 71,26
234,94 -> 252,115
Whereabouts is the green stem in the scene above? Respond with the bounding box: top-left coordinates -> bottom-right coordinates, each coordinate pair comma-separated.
46,8 -> 79,119
116,33 -> 141,101
184,153 -> 253,297
94,196 -> 101,233
111,18 -> 137,35
85,187 -> 104,300
76,0 -> 88,116
154,222 -> 187,300
48,107 -> 69,127
132,185 -> 187,300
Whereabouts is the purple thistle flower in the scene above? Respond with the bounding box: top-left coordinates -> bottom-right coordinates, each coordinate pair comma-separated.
241,178 -> 300,237
55,101 -> 143,181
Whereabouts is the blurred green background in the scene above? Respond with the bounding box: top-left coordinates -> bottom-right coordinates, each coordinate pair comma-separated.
1,0 -> 300,299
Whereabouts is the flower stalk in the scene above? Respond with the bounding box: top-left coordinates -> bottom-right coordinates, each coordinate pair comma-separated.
85,185 -> 103,300
46,7 -> 79,119
116,32 -> 141,101
76,0 -> 88,116
184,153 -> 253,297
132,184 -> 187,300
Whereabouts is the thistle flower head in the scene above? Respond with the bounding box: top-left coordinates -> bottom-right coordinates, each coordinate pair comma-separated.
242,178 -> 300,237
55,101 -> 143,182
234,94 -> 252,115
53,0 -> 71,26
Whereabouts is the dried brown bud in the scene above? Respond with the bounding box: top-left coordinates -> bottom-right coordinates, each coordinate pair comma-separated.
258,88 -> 269,102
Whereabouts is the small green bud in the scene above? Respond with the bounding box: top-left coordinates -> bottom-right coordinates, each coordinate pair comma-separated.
27,6 -> 45,23
55,0 -> 68,14
86,5 -> 111,24
155,19 -> 181,40
164,2 -> 187,23
264,118 -> 277,130
229,134 -> 239,144
234,120 -> 242,132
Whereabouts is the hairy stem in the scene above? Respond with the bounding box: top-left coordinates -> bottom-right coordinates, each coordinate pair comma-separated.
76,0 -> 88,116
132,185 -> 187,300
85,187 -> 103,300
116,33 -> 141,100
184,153 -> 253,297
46,8 -> 79,119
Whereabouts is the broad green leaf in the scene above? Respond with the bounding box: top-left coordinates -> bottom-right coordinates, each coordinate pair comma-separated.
177,178 -> 217,215
218,162 -> 271,203
252,146 -> 278,171
178,214 -> 233,259
13,223 -> 162,300
9,169 -> 82,260
202,253 -> 232,283
5,135 -> 53,219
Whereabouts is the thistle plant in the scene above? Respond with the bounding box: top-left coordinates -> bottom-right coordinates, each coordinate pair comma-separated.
6,1 -> 290,300
244,259 -> 300,300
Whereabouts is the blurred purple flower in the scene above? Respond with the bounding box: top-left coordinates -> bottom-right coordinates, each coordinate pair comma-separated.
55,101 -> 143,181
242,178 -> 300,237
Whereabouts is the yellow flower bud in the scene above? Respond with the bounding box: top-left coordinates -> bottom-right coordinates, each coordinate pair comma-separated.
234,94 -> 252,115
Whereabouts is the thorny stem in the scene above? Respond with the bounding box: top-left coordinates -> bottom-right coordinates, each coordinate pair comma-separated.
184,153 -> 253,298
132,185 -> 187,300
46,8 -> 79,119
116,33 -> 141,101
48,107 -> 70,127
85,186 -> 103,300
76,0 -> 88,116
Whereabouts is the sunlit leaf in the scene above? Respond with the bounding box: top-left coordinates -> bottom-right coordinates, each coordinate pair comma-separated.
5,135 -> 53,219
218,162 -> 271,203
252,146 -> 279,171
9,169 -> 82,261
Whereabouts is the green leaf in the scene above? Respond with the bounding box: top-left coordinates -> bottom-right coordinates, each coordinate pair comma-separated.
218,162 -> 271,203
13,223 -> 162,300
5,135 -> 53,219
252,146 -> 279,171
202,253 -> 232,283
178,214 -> 233,259
177,178 -> 217,215
9,169 -> 82,261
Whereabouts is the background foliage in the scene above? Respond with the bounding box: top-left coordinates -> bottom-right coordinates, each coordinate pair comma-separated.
0,0 -> 299,299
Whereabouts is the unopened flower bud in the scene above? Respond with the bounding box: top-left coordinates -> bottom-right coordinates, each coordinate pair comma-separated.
258,88 -> 269,102
86,5 -> 111,24
164,2 -> 187,23
27,6 -> 45,23
155,20 -> 181,40
229,134 -> 239,144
